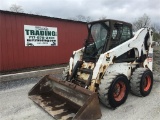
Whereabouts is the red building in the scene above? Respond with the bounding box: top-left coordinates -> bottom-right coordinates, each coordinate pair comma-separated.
0,10 -> 88,71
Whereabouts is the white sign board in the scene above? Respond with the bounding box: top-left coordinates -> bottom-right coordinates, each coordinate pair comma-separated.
24,25 -> 58,46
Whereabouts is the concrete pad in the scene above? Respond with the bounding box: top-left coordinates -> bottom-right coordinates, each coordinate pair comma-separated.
0,67 -> 64,82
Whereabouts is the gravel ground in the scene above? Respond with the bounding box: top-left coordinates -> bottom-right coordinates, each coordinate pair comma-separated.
0,46 -> 159,120
0,75 -> 160,120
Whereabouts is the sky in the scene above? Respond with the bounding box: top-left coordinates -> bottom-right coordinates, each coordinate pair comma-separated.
0,0 -> 160,25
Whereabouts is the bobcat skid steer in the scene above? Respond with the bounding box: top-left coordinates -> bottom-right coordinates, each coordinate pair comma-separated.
28,19 -> 154,120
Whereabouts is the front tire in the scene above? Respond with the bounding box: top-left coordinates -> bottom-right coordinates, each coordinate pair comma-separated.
98,73 -> 129,108
130,68 -> 153,97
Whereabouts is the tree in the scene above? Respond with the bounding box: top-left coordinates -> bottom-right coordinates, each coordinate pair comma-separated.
151,23 -> 160,41
132,14 -> 151,31
68,15 -> 92,22
153,32 -> 160,41
151,23 -> 160,33
99,15 -> 107,20
10,4 -> 23,13
133,14 -> 160,41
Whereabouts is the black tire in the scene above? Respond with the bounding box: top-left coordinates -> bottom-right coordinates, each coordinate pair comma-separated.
98,73 -> 129,108
130,68 -> 153,97
62,65 -> 69,80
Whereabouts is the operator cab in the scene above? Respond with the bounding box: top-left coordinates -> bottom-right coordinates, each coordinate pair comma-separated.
83,19 -> 133,62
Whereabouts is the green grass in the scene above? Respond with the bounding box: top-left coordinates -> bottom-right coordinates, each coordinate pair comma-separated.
153,46 -> 160,72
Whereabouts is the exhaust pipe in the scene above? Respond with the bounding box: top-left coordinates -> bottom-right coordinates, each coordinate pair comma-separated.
28,75 -> 102,120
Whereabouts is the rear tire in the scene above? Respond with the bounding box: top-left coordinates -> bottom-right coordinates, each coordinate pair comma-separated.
98,73 -> 129,108
130,68 -> 153,97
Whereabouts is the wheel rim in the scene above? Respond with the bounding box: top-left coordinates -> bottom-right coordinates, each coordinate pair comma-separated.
113,81 -> 126,101
143,75 -> 151,91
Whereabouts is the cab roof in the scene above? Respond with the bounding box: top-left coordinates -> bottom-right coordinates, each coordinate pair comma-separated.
88,19 -> 132,27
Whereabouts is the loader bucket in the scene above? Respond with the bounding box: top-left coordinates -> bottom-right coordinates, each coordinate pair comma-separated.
28,75 -> 102,120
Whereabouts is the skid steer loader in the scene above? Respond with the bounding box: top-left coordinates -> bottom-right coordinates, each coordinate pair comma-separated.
29,19 -> 154,120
